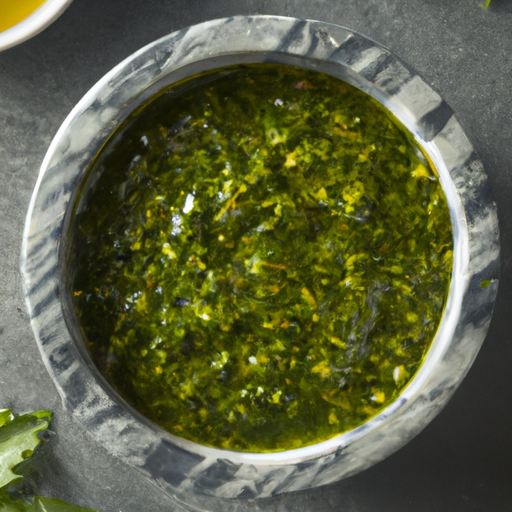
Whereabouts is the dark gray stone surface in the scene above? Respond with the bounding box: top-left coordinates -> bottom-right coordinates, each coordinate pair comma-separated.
1,1 -> 511,511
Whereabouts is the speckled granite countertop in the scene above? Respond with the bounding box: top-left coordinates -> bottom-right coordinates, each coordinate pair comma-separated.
1,1 -> 511,511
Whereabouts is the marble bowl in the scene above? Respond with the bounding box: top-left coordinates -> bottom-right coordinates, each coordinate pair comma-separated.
21,16 -> 499,509
0,0 -> 73,51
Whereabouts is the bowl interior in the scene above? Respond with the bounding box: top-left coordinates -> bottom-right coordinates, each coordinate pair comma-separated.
60,59 -> 457,454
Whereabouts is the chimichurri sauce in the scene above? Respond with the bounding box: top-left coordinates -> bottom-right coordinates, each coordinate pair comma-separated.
68,64 -> 453,452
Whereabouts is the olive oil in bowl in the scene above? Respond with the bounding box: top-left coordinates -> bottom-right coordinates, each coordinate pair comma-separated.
0,0 -> 47,33
68,63 -> 453,453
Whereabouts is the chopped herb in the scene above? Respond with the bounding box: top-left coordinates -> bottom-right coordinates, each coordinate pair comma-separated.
68,64 -> 453,453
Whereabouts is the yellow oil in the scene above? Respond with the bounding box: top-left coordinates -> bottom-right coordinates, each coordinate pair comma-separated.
0,0 -> 47,33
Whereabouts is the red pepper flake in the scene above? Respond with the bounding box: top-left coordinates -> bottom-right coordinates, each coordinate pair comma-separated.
294,80 -> 314,90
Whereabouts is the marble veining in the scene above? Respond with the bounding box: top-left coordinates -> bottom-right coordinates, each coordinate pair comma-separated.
21,16 -> 499,510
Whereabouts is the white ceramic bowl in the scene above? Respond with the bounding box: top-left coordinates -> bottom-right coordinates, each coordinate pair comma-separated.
0,0 -> 73,51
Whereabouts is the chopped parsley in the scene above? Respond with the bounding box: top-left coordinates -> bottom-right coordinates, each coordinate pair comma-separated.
68,64 -> 453,452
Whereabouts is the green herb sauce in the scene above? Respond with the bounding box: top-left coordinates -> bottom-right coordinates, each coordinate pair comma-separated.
68,64 -> 453,452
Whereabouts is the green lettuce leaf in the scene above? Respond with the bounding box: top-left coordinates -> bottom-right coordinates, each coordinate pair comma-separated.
0,410 -> 52,488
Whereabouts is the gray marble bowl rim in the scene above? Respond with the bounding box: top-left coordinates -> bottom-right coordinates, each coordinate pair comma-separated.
21,15 -> 499,502
0,0 -> 74,51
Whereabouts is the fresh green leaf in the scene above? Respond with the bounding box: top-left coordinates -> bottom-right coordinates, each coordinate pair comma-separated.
31,496 -> 98,512
0,488 -> 30,511
0,412 -> 13,430
0,490 -> 98,512
0,410 -> 52,488
1,411 -> 98,512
